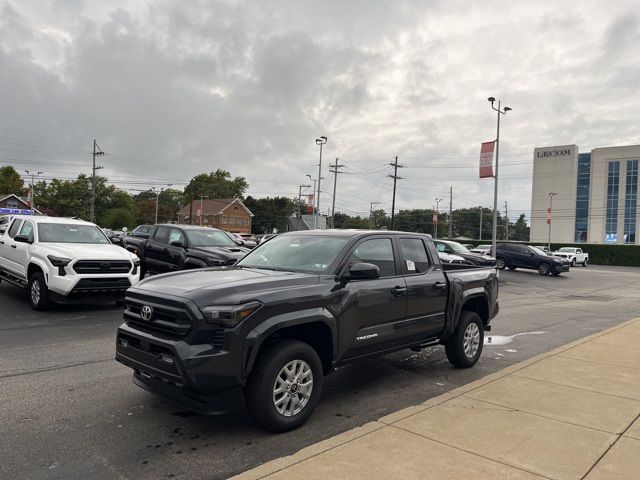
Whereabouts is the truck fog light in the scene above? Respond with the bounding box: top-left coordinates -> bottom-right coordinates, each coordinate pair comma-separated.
119,339 -> 129,347
159,354 -> 174,365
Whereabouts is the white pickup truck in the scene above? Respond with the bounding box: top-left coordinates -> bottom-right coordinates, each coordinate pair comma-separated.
0,215 -> 141,309
552,247 -> 589,267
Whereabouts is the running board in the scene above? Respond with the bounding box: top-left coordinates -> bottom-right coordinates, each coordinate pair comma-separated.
0,270 -> 28,288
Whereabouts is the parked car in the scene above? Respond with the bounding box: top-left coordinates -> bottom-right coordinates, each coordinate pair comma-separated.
434,240 -> 496,266
121,225 -> 154,255
103,229 -> 124,246
438,251 -> 473,265
553,247 -> 589,267
533,245 -> 551,253
125,224 -> 249,276
494,243 -> 570,276
469,244 -> 492,255
239,233 -> 258,249
257,233 -> 277,245
116,230 -> 499,431
0,216 -> 141,309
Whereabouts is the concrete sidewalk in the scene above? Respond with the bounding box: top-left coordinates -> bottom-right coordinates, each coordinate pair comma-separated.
234,317 -> 640,480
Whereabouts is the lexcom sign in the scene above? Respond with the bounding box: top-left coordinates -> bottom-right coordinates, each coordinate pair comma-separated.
536,148 -> 572,158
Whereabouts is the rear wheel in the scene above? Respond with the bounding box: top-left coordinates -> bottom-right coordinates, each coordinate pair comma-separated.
582,259 -> 588,267
445,311 -> 484,368
29,271 -> 50,310
495,257 -> 506,270
538,262 -> 551,276
245,339 -> 323,432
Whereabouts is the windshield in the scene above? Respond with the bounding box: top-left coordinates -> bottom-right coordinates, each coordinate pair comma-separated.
38,224 -> 111,244
186,229 -> 236,247
237,234 -> 350,273
475,244 -> 491,249
436,241 -> 469,254
557,247 -> 573,252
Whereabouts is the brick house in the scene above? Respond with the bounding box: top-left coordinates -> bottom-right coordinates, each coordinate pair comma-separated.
0,194 -> 41,215
177,197 -> 253,233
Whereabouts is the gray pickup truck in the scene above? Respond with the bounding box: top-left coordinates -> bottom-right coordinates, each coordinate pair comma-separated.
116,230 -> 499,431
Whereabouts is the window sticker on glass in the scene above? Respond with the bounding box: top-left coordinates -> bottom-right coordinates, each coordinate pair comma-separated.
406,259 -> 416,271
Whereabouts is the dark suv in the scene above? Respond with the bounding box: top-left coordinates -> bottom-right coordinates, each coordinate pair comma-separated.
494,244 -> 569,276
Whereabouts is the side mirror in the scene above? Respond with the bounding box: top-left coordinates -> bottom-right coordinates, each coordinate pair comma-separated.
14,234 -> 31,244
0,226 -> 6,234
171,240 -> 186,247
345,262 -> 380,281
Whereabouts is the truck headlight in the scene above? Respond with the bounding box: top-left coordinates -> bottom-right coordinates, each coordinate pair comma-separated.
201,302 -> 261,328
206,256 -> 227,266
132,258 -> 141,275
47,255 -> 71,276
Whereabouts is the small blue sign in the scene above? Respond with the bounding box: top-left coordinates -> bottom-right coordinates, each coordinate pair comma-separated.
0,208 -> 32,215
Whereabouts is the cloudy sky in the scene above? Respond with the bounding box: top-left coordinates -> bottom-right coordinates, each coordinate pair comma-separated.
2,0 -> 640,225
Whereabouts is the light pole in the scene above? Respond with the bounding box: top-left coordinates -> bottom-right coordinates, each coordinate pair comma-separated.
548,192 -> 558,249
152,184 -> 172,224
479,206 -> 483,241
434,197 -> 443,239
487,97 -> 512,256
298,183 -> 311,230
24,170 -> 43,214
369,201 -> 381,229
199,194 -> 209,226
315,136 -> 327,229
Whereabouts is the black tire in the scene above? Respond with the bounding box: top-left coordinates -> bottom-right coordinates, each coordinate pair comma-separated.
29,271 -> 50,311
538,262 -> 551,276
445,311 -> 484,368
507,266 -> 517,271
245,339 -> 323,432
495,257 -> 507,270
571,259 -> 576,267
582,259 -> 587,267
551,272 -> 561,276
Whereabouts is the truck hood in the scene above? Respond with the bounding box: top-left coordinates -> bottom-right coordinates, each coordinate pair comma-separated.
39,243 -> 135,260
132,267 -> 319,305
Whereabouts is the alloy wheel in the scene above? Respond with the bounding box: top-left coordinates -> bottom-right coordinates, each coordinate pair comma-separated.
463,322 -> 480,358
272,359 -> 313,417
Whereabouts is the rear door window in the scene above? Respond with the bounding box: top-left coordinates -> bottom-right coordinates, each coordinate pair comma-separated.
398,238 -> 431,274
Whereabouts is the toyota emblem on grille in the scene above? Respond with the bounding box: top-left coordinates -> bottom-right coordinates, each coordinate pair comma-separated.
100,262 -> 111,271
141,305 -> 153,321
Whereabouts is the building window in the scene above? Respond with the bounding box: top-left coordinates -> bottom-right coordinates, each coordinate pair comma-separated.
574,153 -> 590,242
605,161 -> 620,243
6,199 -> 19,208
244,218 -> 249,226
221,215 -> 227,224
624,160 -> 638,244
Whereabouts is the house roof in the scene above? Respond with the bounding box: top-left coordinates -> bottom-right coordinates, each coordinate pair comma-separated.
0,194 -> 42,214
177,197 -> 254,217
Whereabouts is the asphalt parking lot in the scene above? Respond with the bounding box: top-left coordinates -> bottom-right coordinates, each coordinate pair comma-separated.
1,265 -> 640,480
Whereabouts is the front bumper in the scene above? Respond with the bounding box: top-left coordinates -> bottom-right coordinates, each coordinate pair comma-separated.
552,263 -> 570,273
115,323 -> 244,414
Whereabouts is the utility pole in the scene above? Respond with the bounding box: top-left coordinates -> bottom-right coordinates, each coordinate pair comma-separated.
24,170 -> 43,214
315,136 -> 328,229
199,195 -> 209,226
369,201 -> 381,229
91,139 -> 105,223
479,207 -> 483,241
328,158 -> 345,228
448,186 -> 453,239
504,201 -> 509,240
547,192 -> 558,249
152,184 -> 173,224
298,183 -> 311,230
389,156 -> 403,230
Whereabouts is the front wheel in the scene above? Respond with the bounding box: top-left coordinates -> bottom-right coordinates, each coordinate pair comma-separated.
495,257 -> 506,270
245,339 -> 323,432
445,311 -> 484,368
538,262 -> 551,276
571,259 -> 576,267
29,272 -> 50,310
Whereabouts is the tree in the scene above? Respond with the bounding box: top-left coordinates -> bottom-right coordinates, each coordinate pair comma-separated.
333,212 -> 370,229
370,209 -> 389,229
134,199 -> 174,225
244,196 -> 297,233
185,170 -> 249,200
512,213 -> 530,241
0,166 -> 26,196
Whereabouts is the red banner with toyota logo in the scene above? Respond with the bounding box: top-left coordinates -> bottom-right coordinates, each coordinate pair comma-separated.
479,141 -> 495,178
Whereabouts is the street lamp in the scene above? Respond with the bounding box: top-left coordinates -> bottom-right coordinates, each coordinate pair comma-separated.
434,197 -> 443,239
24,170 -> 43,214
298,183 -> 311,230
315,136 -> 327,229
152,184 -> 173,224
199,194 -> 209,226
548,192 -> 558,249
487,97 -> 512,256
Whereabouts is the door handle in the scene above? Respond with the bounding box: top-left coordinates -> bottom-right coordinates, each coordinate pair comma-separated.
11,245 -> 17,249
433,281 -> 446,290
391,286 -> 407,296
0,240 -> 4,244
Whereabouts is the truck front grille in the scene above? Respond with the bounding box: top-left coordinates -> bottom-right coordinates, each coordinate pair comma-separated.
123,294 -> 194,339
73,260 -> 132,274
72,277 -> 131,293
